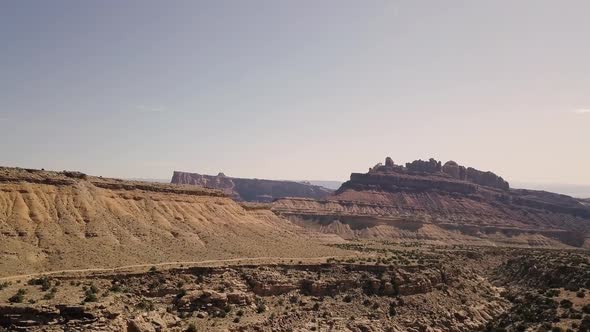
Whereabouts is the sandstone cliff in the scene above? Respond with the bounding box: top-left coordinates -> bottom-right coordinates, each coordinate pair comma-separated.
0,167 -> 343,277
170,171 -> 333,202
273,157 -> 590,248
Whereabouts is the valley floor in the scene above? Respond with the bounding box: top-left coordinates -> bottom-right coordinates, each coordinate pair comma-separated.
1,242 -> 588,332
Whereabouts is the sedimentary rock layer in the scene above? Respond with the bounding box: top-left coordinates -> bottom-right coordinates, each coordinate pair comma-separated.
273,158 -> 590,248
171,171 -> 333,202
0,167 -> 342,277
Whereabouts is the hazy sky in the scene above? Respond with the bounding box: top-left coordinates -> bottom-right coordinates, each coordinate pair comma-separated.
1,1 -> 589,185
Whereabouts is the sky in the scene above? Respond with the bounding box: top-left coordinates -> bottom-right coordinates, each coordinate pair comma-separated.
1,1 -> 589,187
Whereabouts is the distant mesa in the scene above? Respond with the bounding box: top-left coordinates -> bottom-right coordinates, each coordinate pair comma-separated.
272,156 -> 590,248
171,171 -> 333,202
366,157 -> 509,191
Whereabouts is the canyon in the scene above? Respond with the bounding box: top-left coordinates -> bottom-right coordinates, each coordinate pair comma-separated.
1,161 -> 589,331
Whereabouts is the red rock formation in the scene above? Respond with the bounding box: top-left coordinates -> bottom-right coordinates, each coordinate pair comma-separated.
272,157 -> 590,248
171,171 -> 333,202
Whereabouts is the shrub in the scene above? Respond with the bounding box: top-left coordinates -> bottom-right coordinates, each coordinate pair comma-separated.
83,292 -> 97,302
28,277 -> 51,291
389,302 -> 397,317
137,300 -> 154,311
176,288 -> 187,299
186,323 -> 197,332
9,289 -> 26,303
560,299 -> 573,309
90,284 -> 99,293
83,285 -> 99,302
109,284 -> 122,292
256,299 -> 267,314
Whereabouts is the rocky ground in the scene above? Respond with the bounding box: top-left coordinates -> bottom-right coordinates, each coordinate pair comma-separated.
2,243 -> 587,331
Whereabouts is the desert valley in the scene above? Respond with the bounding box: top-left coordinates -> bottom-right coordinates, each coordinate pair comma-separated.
0,158 -> 589,331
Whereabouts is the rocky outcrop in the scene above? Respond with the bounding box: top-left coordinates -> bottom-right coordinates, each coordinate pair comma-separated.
361,157 -> 509,192
406,158 -> 442,173
272,157 -> 590,248
171,171 -> 333,202
0,166 -> 344,277
493,250 -> 590,289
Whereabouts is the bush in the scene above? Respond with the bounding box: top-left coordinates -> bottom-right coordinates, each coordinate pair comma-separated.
176,289 -> 187,299
109,284 -> 122,292
28,277 -> 51,291
9,289 -> 26,303
186,323 -> 197,332
389,302 -> 397,317
83,292 -> 97,302
137,300 -> 154,311
560,299 -> 573,309
83,285 -> 99,302
256,298 -> 267,314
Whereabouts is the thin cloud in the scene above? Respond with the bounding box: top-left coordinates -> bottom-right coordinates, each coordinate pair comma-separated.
572,108 -> 590,114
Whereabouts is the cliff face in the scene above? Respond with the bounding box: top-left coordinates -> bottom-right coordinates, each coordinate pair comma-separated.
171,171 -> 333,202
354,158 -> 509,193
0,167 -> 342,277
273,158 -> 590,248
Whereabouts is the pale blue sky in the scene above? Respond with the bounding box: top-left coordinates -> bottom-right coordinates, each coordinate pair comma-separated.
1,1 -> 589,185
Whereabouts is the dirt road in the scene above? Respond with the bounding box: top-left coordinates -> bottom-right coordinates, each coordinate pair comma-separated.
0,254 -> 360,281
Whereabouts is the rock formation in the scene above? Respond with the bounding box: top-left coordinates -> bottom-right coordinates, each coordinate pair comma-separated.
170,171 -> 333,202
0,167 -> 343,277
272,157 -> 590,248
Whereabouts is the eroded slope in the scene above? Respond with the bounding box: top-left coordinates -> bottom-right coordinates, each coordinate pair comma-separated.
0,167 -> 343,277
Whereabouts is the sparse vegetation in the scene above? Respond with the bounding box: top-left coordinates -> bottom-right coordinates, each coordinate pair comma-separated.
83,284 -> 99,302
9,289 -> 27,303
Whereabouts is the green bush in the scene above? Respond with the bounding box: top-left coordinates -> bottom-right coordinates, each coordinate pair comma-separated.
9,289 -> 26,303
28,277 -> 51,291
560,299 -> 573,309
